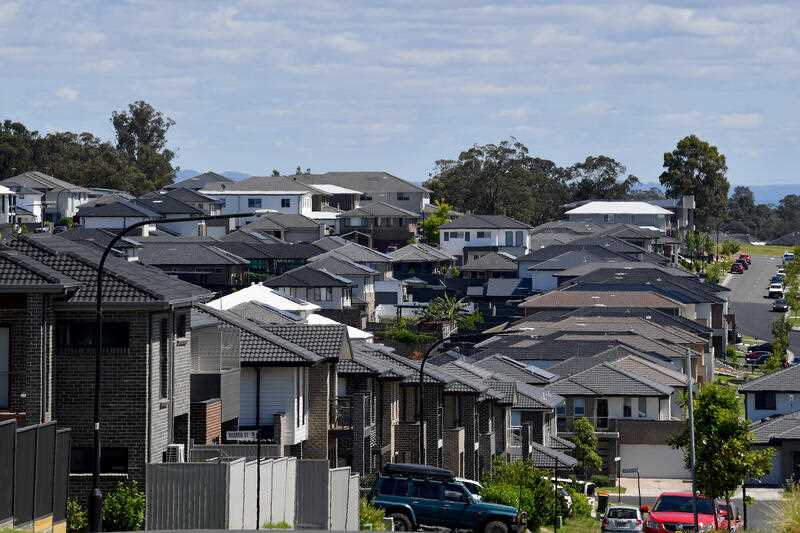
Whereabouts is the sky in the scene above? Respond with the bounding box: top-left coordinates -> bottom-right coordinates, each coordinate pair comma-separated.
1,1 -> 800,187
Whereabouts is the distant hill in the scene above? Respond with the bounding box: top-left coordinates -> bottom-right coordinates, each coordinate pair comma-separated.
175,169 -> 250,181
633,181 -> 798,205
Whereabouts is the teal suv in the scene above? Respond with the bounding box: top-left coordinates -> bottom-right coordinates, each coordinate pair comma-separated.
370,464 -> 524,533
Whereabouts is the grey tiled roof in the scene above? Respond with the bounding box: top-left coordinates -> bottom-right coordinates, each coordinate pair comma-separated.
389,243 -> 453,263
219,228 -> 284,246
200,175 -> 315,193
529,442 -> 578,470
246,213 -> 320,231
5,234 -> 212,305
261,323 -> 348,360
341,201 -> 419,218
134,196 -> 204,215
166,172 -> 234,190
471,354 -> 559,385
461,252 -> 518,272
137,242 -> 249,266
546,362 -> 674,397
518,290 -> 681,310
739,365 -> 800,393
2,170 -> 92,193
310,242 -> 393,264
0,251 -> 79,290
212,241 -> 270,260
751,410 -> 800,444
441,214 -> 532,230
311,236 -> 349,251
77,200 -> 154,218
305,255 -> 377,277
549,434 -> 576,450
294,171 -> 428,193
194,304 -> 322,364
60,228 -> 141,250
143,187 -> 223,205
263,264 -> 354,288
229,301 -> 297,324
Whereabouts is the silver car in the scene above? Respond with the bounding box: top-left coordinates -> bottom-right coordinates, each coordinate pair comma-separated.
602,505 -> 643,532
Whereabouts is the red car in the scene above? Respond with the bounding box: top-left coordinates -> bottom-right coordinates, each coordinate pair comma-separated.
740,254 -> 752,264
730,263 -> 744,274
642,492 -> 727,532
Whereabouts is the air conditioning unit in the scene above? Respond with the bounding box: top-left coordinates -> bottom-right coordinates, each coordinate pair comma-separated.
164,443 -> 185,463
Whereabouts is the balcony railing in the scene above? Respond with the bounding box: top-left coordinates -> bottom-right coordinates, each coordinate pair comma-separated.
330,397 -> 353,430
507,427 -> 522,448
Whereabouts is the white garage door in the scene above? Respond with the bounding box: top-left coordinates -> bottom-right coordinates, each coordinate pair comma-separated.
620,444 -> 690,479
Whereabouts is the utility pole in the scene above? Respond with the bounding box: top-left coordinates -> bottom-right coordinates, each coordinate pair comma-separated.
686,349 -> 699,532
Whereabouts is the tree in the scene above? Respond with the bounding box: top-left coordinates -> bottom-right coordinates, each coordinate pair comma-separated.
660,135 -> 730,229
567,155 -> 639,201
669,382 -> 772,528
771,316 -> 792,367
271,169 -> 280,176
111,100 -> 177,194
720,240 -> 741,258
420,201 -> 452,243
570,417 -> 603,481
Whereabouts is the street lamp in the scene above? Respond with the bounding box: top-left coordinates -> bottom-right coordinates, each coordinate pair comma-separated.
614,456 -> 622,502
88,211 -> 254,532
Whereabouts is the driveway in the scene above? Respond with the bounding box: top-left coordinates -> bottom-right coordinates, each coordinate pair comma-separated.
725,255 -> 800,355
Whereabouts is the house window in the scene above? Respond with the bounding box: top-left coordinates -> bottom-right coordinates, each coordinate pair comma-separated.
623,397 -> 632,418
71,446 -> 128,473
349,217 -> 365,226
281,198 -> 291,208
505,231 -> 513,246
443,232 -> 449,242
218,198 -> 226,208
755,392 -> 777,410
515,231 -> 523,246
464,231 -> 470,242
360,194 -> 372,201
58,322 -> 130,349
176,313 -> 187,338
476,231 -> 491,239
573,398 -> 585,417
604,214 -> 613,223
296,368 -> 306,428
248,198 -> 262,209
556,403 -> 565,415
638,397 -> 647,418
323,287 -> 333,301
159,318 -> 169,399
397,193 -> 410,201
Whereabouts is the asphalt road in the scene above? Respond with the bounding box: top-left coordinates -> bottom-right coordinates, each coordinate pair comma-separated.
725,255 -> 800,355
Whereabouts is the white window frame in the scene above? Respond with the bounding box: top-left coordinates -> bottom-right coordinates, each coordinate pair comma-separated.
573,398 -> 586,417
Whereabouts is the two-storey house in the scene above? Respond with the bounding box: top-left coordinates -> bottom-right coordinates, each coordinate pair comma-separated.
243,212 -> 323,243
1,171 -> 91,223
439,215 -> 533,264
564,201 -> 673,231
337,202 -> 419,252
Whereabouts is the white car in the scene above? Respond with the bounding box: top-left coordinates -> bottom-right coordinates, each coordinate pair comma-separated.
769,283 -> 785,298
456,477 -> 483,500
602,505 -> 643,532
556,485 -> 573,513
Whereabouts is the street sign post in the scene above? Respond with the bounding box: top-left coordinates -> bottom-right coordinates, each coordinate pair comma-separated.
225,429 -> 261,528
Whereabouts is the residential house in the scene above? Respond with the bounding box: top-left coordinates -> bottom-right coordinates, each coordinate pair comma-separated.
337,202 -> 419,252
59,228 -> 142,261
0,185 -> 15,225
439,215 -> 533,264
294,171 -> 431,215
243,212 -> 322,243
143,188 -> 227,237
1,171 -> 91,222
564,201 -> 674,231
389,243 -> 454,278
76,195 -> 210,237
466,278 -> 534,319
312,235 -> 350,252
263,264 -> 355,318
750,411 -> 800,485
0,233 -> 212,502
740,365 -> 800,422
305,254 -> 379,320
135,241 -> 249,293
309,242 -> 394,279
165,171 -> 235,191
646,196 -> 696,232
461,251 -> 518,279
516,245 -> 628,290
200,175 -> 315,226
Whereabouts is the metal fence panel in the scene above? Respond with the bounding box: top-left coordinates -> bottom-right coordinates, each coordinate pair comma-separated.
329,467 -> 351,530
243,461 -> 257,529
295,460 -> 328,529
145,462 -> 230,530
189,444 -> 282,462
284,457 -> 296,527
346,474 -> 360,531
227,458 -> 245,530
52,429 -> 71,523
0,420 -> 14,524
270,458 -> 287,525
259,460 -> 274,526
13,425 -> 36,524
34,423 -> 56,520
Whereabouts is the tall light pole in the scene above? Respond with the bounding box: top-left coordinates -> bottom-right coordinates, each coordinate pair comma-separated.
88,211 -> 253,532
686,349 -> 699,532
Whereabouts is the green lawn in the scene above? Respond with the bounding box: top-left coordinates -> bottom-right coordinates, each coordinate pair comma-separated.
540,517 -> 601,533
739,243 -> 792,257
597,486 -> 627,494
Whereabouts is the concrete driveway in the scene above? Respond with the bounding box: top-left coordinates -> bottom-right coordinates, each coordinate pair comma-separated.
725,255 -> 800,355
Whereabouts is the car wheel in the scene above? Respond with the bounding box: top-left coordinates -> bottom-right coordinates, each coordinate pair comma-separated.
483,520 -> 509,533
390,512 -> 413,531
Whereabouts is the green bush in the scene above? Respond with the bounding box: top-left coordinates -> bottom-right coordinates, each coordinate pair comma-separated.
359,497 -> 386,530
262,521 -> 291,529
67,498 -> 88,533
102,481 -> 145,531
482,458 -> 556,531
591,474 -> 610,487
775,485 -> 800,532
566,488 -> 592,518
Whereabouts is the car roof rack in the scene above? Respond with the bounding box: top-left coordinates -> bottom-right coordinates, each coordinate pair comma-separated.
382,463 -> 455,481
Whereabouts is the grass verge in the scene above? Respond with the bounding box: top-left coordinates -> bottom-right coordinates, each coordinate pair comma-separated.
541,517 -> 601,533
740,244 -> 792,257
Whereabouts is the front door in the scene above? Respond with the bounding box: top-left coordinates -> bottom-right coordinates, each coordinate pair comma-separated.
596,399 -> 609,430
0,328 -> 8,409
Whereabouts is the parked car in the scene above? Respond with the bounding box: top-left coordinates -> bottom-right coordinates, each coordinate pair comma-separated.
748,342 -> 773,353
773,298 -> 790,312
739,253 -> 752,264
784,251 -> 795,263
746,351 -> 771,365
768,283 -> 785,298
456,477 -> 484,500
556,485 -> 573,514
603,505 -> 643,532
642,492 -> 727,532
772,274 -> 786,284
371,464 -> 525,533
551,477 -> 597,508
730,262 -> 744,274
778,267 -> 787,275
735,258 -> 749,270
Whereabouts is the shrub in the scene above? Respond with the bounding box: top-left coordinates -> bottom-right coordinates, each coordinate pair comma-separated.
566,488 -> 592,518
102,481 -> 145,531
482,458 -> 556,531
591,474 -> 610,487
67,498 -> 88,533
262,522 -> 291,529
359,497 -> 386,530
776,485 -> 800,533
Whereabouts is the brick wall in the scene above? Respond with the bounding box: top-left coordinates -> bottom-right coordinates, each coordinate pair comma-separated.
460,394 -> 478,479
190,399 -> 222,445
304,362 -> 331,460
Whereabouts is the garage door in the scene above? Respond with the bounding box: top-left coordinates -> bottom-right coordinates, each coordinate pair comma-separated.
620,444 -> 690,479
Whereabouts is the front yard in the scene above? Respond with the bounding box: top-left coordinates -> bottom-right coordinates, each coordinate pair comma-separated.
540,516 -> 601,532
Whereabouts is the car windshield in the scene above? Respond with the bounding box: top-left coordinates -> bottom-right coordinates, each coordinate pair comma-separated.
653,495 -> 715,515
607,508 -> 638,519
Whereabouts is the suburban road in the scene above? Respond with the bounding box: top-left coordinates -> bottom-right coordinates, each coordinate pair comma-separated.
725,255 -> 800,355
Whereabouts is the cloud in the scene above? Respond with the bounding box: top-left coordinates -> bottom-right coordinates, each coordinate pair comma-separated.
633,5 -> 739,36
718,113 -> 764,128
326,33 -> 367,53
64,32 -> 107,48
497,106 -> 530,120
573,101 -> 613,116
0,1 -> 18,24
654,112 -> 704,128
54,86 -> 79,101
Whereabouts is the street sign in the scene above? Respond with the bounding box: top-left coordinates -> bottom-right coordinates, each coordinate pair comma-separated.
226,430 -> 258,442
622,468 -> 639,474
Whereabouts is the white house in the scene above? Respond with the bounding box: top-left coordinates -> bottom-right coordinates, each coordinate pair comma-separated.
564,201 -> 673,231
439,214 -> 533,264
740,365 -> 800,422
0,185 -> 15,224
0,171 -> 91,222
